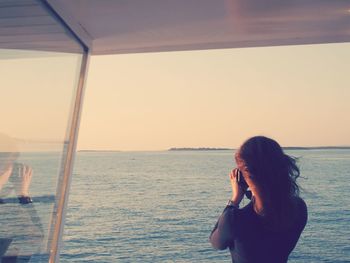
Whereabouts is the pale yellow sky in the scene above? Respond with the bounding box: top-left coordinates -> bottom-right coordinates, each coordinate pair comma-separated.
1,44 -> 349,152
0,50 -> 82,152
77,43 -> 350,151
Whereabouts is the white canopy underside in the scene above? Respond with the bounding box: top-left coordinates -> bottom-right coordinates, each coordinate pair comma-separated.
1,0 -> 350,54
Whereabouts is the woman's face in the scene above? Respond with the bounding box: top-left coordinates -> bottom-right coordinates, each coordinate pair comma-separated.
235,150 -> 246,171
235,149 -> 253,181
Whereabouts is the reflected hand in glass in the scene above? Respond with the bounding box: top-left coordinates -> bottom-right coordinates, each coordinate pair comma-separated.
10,163 -> 33,204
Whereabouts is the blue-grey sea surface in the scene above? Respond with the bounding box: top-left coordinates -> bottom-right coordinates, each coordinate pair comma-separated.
61,150 -> 350,262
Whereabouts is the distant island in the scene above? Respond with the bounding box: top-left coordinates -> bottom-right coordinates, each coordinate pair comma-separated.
169,147 -> 233,151
77,147 -> 350,152
78,150 -> 121,152
168,146 -> 350,151
283,146 -> 350,150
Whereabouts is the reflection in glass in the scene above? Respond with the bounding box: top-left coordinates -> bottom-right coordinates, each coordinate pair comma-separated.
0,46 -> 83,261
0,1 -> 86,261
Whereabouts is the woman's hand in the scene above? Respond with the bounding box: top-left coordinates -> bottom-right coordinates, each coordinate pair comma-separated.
229,169 -> 245,206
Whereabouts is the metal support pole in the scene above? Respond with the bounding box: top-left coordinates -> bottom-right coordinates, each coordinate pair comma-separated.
48,51 -> 90,263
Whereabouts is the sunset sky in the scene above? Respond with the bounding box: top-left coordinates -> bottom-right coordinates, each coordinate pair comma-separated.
75,42 -> 350,151
1,43 -> 350,151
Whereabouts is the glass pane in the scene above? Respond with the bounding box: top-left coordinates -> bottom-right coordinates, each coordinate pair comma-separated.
0,48 -> 82,262
0,1 -> 84,262
0,0 -> 83,262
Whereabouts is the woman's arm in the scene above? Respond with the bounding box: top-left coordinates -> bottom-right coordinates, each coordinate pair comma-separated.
0,165 -> 13,192
209,205 -> 237,250
209,169 -> 244,249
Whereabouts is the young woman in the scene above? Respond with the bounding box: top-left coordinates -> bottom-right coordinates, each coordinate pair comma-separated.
210,136 -> 307,263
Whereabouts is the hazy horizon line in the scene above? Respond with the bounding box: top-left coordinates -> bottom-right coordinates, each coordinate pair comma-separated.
77,145 -> 350,152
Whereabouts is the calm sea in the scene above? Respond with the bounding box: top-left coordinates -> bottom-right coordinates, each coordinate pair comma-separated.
61,150 -> 350,262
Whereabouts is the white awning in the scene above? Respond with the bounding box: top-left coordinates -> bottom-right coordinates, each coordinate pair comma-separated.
2,0 -> 350,54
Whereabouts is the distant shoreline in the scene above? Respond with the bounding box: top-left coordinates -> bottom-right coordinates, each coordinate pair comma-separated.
168,147 -> 233,151
284,146 -> 350,150
78,150 -> 121,152
77,147 -> 350,152
168,146 -> 350,151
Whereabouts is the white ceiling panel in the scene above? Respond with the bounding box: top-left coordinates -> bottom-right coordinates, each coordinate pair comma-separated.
0,0 -> 83,53
1,0 -> 350,54
47,0 -> 350,54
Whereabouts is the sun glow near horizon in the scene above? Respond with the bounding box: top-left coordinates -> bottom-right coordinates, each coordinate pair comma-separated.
76,43 -> 350,151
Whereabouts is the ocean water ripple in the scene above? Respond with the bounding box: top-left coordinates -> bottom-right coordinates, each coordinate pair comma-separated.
61,150 -> 350,262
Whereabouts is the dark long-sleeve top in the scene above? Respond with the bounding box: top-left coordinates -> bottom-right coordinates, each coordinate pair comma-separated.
209,197 -> 307,263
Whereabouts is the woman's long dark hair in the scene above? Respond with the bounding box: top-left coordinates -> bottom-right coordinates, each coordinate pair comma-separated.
239,136 -> 300,228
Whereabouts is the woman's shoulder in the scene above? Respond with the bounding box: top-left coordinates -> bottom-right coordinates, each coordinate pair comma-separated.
294,196 -> 307,212
292,196 -> 308,227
